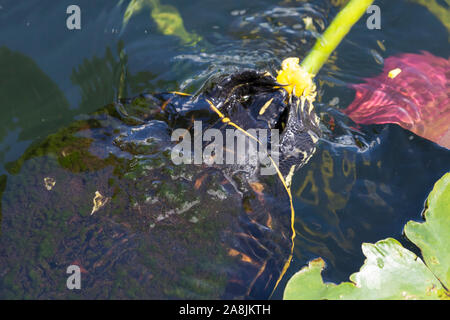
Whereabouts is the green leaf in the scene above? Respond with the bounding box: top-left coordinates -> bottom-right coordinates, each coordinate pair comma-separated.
404,172 -> 450,289
409,0 -> 450,34
284,172 -> 450,300
120,0 -> 202,45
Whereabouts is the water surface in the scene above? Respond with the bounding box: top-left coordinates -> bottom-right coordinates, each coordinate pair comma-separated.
0,0 -> 449,299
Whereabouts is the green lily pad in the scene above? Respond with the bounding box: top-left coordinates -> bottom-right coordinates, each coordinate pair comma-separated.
405,172 -> 450,289
284,172 -> 450,300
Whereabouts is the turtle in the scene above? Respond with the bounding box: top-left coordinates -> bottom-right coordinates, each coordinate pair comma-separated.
0,69 -> 320,299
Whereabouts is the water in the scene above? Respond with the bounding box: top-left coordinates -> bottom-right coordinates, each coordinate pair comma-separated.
0,0 -> 449,299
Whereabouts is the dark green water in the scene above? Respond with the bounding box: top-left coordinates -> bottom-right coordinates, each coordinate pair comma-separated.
0,0 -> 449,299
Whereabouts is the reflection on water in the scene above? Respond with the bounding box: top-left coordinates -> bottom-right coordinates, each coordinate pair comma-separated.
0,0 -> 449,299
276,124 -> 450,298
0,47 -> 71,170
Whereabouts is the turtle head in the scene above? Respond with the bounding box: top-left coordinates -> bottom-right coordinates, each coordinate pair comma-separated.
276,57 -> 315,97
207,69 -> 321,184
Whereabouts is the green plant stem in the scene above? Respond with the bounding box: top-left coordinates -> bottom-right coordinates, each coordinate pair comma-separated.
301,0 -> 374,75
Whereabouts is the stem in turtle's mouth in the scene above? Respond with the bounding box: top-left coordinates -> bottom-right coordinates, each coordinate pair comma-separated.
277,0 -> 374,97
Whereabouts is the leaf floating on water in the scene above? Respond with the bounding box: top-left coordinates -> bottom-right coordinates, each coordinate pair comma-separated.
284,240 -> 445,300
405,172 -> 450,290
284,173 -> 450,300
44,177 -> 56,191
344,52 -> 450,149
91,191 -> 109,215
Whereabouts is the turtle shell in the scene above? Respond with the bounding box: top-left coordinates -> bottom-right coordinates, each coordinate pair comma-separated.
0,71 -> 319,299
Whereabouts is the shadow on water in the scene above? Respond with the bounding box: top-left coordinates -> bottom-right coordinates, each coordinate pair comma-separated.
0,0 -> 449,299
0,47 -> 71,172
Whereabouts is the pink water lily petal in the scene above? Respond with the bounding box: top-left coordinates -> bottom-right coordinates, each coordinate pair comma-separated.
344,51 -> 450,149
